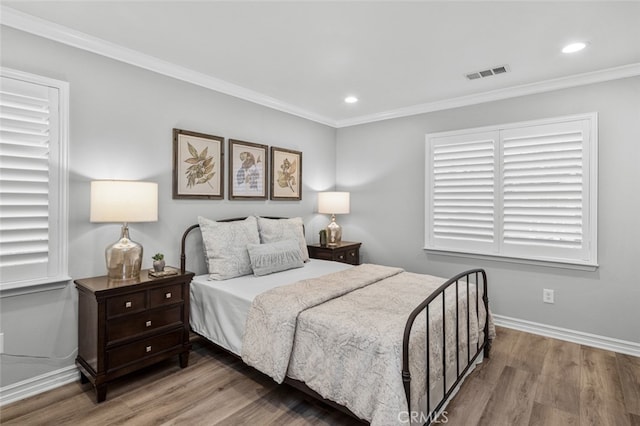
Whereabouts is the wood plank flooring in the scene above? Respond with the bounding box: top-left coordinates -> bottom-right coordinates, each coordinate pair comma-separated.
2,327 -> 639,425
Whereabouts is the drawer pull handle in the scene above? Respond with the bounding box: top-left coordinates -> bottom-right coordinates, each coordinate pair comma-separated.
146,346 -> 152,353
351,252 -> 355,256
125,301 -> 132,308
146,320 -> 152,327
165,292 -> 172,299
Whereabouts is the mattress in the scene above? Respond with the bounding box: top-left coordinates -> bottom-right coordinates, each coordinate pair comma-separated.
189,259 -> 352,355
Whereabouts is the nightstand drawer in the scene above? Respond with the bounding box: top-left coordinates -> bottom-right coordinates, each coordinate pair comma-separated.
107,305 -> 183,343
149,284 -> 183,307
308,249 -> 333,261
336,248 -> 359,264
107,291 -> 146,317
107,329 -> 183,371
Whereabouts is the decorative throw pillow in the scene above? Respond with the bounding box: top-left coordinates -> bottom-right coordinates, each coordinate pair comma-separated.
257,217 -> 310,262
247,239 -> 304,276
198,216 -> 260,280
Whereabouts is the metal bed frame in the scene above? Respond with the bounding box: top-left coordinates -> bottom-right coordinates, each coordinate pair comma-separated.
402,268 -> 491,423
180,219 -> 490,425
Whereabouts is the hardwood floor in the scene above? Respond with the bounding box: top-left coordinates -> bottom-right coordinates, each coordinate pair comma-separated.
2,327 -> 639,425
444,327 -> 639,426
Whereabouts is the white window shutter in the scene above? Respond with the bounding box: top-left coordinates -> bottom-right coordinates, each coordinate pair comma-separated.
500,119 -> 593,263
427,131 -> 497,254
425,113 -> 597,268
0,71 -> 67,285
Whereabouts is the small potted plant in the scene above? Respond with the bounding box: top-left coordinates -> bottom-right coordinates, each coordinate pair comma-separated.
152,253 -> 165,272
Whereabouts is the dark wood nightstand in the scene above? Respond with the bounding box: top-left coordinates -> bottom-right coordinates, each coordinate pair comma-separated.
75,268 -> 194,402
307,241 -> 361,265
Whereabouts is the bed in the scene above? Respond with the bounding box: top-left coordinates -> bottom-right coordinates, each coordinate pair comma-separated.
181,216 -> 493,426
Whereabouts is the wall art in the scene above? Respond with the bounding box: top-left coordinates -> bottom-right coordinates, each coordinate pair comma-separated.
173,128 -> 224,199
229,139 -> 268,200
270,146 -> 302,200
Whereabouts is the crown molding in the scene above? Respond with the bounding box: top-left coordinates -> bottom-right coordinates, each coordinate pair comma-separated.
3,6 -> 639,130
0,6 -> 337,128
336,63 -> 640,128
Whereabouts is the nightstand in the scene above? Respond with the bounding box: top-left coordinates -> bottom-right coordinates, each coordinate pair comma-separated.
307,241 -> 361,265
75,268 -> 194,402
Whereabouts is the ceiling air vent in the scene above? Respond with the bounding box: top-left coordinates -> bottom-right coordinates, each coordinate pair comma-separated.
465,65 -> 509,81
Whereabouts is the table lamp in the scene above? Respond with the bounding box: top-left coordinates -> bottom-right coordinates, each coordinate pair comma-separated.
318,191 -> 350,246
90,180 -> 158,280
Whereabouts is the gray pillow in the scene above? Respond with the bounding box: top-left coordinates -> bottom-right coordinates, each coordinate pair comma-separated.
257,217 -> 309,262
198,216 -> 260,280
247,239 -> 304,276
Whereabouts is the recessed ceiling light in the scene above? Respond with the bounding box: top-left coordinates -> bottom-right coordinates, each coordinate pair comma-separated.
562,42 -> 587,54
344,96 -> 358,104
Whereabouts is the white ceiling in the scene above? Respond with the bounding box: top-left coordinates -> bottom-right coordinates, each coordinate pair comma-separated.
3,1 -> 640,127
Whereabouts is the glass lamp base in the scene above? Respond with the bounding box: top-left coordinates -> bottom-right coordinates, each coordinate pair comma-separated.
106,224 -> 143,280
326,214 -> 342,247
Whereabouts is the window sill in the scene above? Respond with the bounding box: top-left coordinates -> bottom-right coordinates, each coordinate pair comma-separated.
0,276 -> 72,298
423,248 -> 598,272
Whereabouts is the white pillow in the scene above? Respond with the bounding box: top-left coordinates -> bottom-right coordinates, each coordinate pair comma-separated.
257,217 -> 309,262
247,239 -> 304,276
198,216 -> 260,280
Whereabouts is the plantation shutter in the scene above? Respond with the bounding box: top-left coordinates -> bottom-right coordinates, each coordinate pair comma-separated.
427,131 -> 498,254
426,113 -> 597,267
0,74 -> 61,284
500,119 -> 592,262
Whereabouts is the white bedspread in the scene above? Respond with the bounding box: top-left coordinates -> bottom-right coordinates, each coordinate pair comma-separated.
242,264 -> 494,426
189,259 -> 352,354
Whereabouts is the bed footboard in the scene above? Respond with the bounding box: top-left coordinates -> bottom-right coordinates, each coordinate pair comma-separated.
402,269 -> 489,424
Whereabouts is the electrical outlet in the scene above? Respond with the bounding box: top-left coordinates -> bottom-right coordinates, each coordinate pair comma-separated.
543,289 -> 555,304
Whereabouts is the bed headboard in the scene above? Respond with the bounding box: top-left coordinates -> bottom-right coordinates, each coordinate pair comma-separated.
179,216 -> 295,274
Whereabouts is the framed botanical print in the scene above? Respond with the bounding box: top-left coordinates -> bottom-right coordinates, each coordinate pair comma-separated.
228,139 -> 268,200
270,146 -> 302,200
173,129 -> 224,199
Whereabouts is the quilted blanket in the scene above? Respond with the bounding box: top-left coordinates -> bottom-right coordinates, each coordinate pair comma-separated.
241,264 -> 493,426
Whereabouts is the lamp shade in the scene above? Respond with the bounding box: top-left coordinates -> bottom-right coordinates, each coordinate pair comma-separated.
318,192 -> 350,215
90,180 -> 158,223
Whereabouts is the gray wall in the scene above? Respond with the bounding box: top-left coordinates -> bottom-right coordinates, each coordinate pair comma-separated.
0,27 -> 337,387
336,76 -> 640,343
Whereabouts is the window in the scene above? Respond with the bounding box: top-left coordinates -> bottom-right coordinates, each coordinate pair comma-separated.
425,113 -> 597,268
0,68 -> 69,289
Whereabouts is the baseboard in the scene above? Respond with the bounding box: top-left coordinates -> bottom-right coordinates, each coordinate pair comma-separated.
1,317 -> 638,407
0,365 -> 79,407
493,314 -> 640,357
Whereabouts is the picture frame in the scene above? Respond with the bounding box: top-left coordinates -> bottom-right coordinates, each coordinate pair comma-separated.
228,139 -> 268,200
270,146 -> 302,201
173,129 -> 224,200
